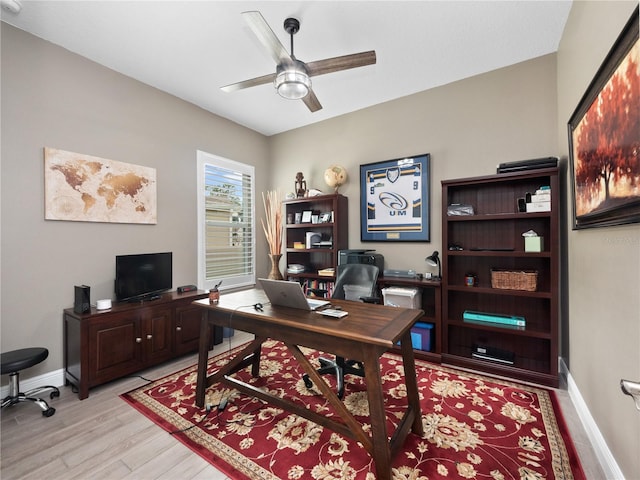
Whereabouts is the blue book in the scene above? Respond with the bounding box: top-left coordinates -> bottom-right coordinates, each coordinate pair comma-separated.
463,310 -> 526,327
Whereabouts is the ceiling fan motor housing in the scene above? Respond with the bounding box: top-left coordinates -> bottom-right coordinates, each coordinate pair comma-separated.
283,17 -> 300,36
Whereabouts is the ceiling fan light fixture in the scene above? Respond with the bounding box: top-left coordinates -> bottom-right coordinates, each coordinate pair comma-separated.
275,69 -> 311,100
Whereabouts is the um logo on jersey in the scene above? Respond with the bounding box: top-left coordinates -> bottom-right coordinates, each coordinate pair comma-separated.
379,192 -> 407,211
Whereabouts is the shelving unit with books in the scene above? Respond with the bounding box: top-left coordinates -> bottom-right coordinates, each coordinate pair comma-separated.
441,167 -> 560,387
283,194 -> 348,295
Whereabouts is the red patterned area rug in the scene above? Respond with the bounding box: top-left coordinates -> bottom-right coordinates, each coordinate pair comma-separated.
121,340 -> 585,480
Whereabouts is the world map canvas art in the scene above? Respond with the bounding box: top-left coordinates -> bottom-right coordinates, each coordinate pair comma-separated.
44,148 -> 157,224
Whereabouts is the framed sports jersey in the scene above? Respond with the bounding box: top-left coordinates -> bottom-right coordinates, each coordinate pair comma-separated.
360,153 -> 430,242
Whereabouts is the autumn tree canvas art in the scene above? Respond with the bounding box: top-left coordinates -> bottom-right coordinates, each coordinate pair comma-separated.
569,6 -> 640,229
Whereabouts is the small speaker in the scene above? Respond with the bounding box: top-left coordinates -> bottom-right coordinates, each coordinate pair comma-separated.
74,285 -> 91,314
177,284 -> 197,293
517,198 -> 527,212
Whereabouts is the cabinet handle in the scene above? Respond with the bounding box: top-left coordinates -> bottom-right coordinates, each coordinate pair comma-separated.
146,334 -> 152,340
135,337 -> 142,343
176,326 -> 182,331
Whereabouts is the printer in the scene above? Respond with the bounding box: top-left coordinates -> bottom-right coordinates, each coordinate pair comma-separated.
338,249 -> 384,271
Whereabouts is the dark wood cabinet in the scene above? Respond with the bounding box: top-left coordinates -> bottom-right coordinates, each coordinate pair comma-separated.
174,303 -> 208,356
88,313 -> 143,385
441,167 -> 560,387
143,306 -> 173,363
377,277 -> 442,363
284,193 -> 348,289
64,290 -> 214,399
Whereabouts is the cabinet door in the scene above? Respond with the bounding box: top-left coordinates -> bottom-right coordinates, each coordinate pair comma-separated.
142,306 -> 173,364
174,305 -> 205,356
88,314 -> 143,384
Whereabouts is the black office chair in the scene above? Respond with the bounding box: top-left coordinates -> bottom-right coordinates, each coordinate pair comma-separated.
1,348 -> 60,417
303,263 -> 379,399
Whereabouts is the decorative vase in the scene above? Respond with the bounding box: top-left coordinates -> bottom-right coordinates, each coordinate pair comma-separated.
268,254 -> 284,280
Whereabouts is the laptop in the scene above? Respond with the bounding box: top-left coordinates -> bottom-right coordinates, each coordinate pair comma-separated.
259,278 -> 331,311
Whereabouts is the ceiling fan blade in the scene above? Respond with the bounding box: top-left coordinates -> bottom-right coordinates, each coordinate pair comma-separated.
306,50 -> 376,77
302,89 -> 322,112
242,11 -> 292,66
221,72 -> 276,93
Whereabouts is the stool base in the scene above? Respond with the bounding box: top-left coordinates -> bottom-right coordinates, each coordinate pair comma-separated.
1,371 -> 59,417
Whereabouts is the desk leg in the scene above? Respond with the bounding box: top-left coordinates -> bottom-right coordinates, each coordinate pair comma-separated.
363,349 -> 392,480
400,330 -> 424,436
195,311 -> 211,408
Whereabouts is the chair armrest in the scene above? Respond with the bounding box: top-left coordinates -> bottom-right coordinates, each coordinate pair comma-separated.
360,296 -> 380,304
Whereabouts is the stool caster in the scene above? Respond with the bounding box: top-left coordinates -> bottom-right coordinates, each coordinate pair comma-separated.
303,374 -> 313,389
43,407 -> 55,417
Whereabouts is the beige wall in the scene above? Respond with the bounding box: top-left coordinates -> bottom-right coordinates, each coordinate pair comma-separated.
269,53 -> 558,273
0,24 -> 270,377
556,1 -> 640,477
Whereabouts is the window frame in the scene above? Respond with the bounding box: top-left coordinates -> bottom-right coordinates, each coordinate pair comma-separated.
196,150 -> 256,291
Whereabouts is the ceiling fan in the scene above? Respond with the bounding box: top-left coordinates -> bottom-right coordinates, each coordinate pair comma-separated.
221,11 -> 376,112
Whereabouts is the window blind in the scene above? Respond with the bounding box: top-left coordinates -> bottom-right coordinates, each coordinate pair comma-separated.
197,151 -> 255,289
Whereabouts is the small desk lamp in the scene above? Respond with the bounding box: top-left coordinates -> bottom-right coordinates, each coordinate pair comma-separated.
425,251 -> 441,279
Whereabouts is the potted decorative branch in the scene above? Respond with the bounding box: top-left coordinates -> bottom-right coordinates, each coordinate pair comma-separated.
261,190 -> 283,280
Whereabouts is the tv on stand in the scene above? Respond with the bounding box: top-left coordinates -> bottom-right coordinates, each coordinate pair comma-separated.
115,252 -> 172,302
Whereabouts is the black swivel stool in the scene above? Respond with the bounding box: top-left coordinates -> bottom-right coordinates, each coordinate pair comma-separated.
1,348 -> 59,417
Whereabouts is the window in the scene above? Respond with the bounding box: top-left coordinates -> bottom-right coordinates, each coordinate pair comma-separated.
197,151 -> 255,290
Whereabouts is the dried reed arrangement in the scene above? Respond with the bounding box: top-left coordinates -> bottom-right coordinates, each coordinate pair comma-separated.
261,190 -> 283,255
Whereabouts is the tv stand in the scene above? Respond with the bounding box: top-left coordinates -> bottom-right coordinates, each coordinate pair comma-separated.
64,290 -> 222,399
127,293 -> 163,303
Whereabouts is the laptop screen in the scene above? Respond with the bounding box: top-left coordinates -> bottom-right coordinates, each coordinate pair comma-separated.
259,278 -> 330,311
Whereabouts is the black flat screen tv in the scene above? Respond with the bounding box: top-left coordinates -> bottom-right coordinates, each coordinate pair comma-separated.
115,252 -> 172,302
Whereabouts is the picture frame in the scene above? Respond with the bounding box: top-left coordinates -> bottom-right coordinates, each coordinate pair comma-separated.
360,153 -> 430,242
301,210 -> 313,223
320,212 -> 332,223
568,6 -> 640,230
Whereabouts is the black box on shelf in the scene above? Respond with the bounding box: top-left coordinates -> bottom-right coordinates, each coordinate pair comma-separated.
471,344 -> 515,365
338,249 -> 384,271
496,157 -> 558,174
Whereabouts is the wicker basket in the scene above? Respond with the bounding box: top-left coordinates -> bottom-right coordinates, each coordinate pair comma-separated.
491,269 -> 538,291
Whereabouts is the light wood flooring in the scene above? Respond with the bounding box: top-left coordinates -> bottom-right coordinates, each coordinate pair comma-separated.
1,332 -> 607,479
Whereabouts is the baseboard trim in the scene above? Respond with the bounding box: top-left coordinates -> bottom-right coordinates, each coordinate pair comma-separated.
559,358 -> 624,479
1,368 -> 65,399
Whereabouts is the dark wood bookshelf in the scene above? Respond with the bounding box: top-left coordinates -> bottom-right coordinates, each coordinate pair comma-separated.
284,193 -> 348,285
441,167 -> 560,387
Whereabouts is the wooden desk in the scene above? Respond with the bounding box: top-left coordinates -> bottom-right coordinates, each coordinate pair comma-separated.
193,289 -> 424,480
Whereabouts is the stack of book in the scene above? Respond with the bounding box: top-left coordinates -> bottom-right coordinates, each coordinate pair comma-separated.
287,264 -> 305,274
463,310 -> 526,329
317,267 -> 335,277
526,185 -> 551,212
304,279 -> 334,298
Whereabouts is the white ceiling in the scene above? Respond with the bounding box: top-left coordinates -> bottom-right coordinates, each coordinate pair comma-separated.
1,0 -> 572,136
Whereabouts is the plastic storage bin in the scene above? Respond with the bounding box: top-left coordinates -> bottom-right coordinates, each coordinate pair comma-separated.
410,322 -> 434,351
381,287 -> 422,309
